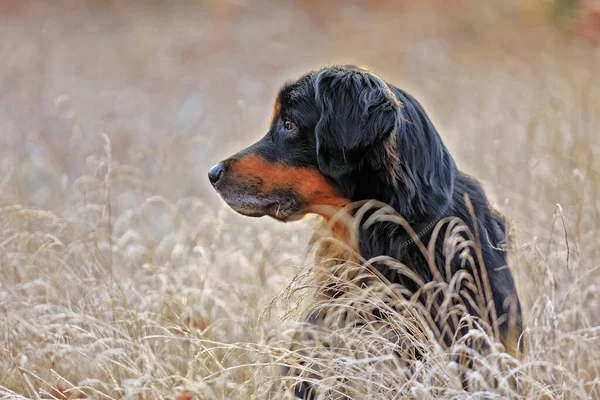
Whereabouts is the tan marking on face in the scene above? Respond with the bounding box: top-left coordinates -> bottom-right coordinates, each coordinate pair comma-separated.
269,98 -> 281,126
229,154 -> 349,213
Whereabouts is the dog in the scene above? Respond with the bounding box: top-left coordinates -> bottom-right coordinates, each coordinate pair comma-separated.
208,65 -> 523,396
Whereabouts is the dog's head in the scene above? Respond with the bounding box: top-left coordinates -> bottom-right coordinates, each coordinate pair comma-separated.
209,65 -> 455,222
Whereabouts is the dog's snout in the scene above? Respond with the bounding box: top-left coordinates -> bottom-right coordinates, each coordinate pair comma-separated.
208,163 -> 225,186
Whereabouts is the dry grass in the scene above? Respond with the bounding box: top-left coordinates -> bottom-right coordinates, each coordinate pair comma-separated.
1,1 -> 600,399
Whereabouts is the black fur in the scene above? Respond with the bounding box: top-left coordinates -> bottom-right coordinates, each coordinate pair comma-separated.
210,65 -> 523,398
313,66 -> 457,223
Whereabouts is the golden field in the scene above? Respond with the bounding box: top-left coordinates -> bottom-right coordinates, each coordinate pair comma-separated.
0,1 -> 599,399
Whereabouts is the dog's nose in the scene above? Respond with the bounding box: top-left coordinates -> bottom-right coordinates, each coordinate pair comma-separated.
208,163 -> 225,186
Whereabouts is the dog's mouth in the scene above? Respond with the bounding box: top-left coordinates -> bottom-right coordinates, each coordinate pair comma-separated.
215,186 -> 305,222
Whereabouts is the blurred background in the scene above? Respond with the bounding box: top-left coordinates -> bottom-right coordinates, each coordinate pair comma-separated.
1,0 -> 599,209
1,1 -> 600,398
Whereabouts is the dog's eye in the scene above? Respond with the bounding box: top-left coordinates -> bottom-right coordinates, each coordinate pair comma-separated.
283,120 -> 296,132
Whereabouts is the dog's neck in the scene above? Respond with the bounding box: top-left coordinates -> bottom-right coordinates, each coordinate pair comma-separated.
309,203 -> 442,301
308,209 -> 361,300
310,209 -> 359,260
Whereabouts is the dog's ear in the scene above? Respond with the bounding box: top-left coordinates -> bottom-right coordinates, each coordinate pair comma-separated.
313,67 -> 401,179
391,89 -> 457,219
314,66 -> 456,219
